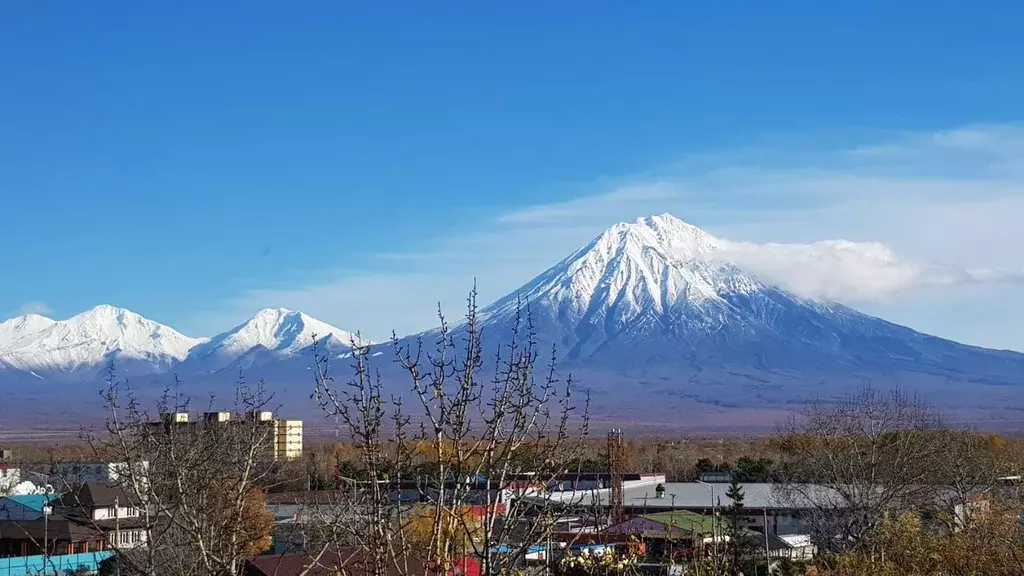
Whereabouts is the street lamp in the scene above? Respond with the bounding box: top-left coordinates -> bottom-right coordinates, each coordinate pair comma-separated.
695,480 -> 718,574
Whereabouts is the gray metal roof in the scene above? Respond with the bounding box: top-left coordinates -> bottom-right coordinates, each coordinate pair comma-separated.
538,482 -> 844,510
626,483 -> 842,510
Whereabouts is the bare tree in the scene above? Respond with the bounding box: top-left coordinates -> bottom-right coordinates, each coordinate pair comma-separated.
79,365 -> 281,576
311,288 -> 591,576
932,427 -> 1008,530
775,386 -> 947,554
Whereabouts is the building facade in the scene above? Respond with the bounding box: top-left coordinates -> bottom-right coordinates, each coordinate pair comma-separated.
151,410 -> 303,461
48,461 -> 149,490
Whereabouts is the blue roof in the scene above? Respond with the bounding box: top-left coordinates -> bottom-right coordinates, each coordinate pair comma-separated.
2,494 -> 60,512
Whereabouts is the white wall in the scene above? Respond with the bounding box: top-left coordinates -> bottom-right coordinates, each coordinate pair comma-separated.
92,506 -> 140,521
108,528 -> 148,549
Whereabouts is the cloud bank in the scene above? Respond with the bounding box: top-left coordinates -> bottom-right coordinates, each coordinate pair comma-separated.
699,239 -> 1024,302
18,301 -> 54,316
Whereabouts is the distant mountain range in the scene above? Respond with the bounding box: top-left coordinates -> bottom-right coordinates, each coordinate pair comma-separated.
3,214 -> 1024,428
0,305 -> 365,380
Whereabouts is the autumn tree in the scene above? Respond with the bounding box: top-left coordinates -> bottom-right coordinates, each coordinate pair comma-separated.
404,504 -> 482,560
210,484 -> 274,559
821,505 -> 1024,576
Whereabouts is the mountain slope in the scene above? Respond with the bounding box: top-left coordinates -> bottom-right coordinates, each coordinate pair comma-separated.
458,214 -> 1024,413
184,308 -> 369,372
0,305 -> 203,376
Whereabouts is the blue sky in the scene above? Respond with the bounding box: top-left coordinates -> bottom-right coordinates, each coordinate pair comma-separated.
2,2 -> 1024,350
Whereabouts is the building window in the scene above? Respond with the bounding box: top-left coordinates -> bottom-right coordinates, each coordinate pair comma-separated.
131,531 -> 141,543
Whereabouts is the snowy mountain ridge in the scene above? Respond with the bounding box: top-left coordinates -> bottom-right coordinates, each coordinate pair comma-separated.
0,305 -> 365,376
183,307 -> 369,372
0,304 -> 205,374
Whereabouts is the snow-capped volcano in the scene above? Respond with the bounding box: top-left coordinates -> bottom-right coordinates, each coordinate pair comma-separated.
0,305 -> 203,375
466,213 -> 1024,412
480,213 -> 771,359
184,308 -> 369,372
484,213 -> 758,328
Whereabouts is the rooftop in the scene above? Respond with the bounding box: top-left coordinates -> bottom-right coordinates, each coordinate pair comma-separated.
0,517 -> 102,542
1,494 -> 60,512
56,483 -> 135,510
644,511 -> 719,535
539,482 -> 844,510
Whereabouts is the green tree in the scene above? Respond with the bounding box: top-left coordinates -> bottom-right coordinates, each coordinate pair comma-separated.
734,456 -> 774,482
724,479 -> 752,576
695,457 -> 716,475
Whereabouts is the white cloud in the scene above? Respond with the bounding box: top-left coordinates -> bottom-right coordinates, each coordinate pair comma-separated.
18,301 -> 53,316
698,239 -> 1024,302
189,124 -> 1024,351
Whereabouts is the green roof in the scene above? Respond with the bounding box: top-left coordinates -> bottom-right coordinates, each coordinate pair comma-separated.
643,511 -> 761,539
643,511 -> 719,536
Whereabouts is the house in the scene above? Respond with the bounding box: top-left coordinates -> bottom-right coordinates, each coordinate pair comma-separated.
0,495 -> 60,521
0,517 -> 113,576
0,517 -> 109,557
53,483 -> 148,549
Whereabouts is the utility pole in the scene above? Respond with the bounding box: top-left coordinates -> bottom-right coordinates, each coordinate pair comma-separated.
114,495 -> 120,551
42,501 -> 52,574
763,508 -> 771,575
42,483 -> 54,575
696,480 -> 717,576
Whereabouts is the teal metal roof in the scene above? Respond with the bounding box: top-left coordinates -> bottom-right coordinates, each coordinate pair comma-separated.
2,494 -> 60,512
